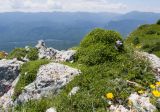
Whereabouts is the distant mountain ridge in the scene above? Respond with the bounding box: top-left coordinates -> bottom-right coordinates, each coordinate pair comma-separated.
0,11 -> 160,51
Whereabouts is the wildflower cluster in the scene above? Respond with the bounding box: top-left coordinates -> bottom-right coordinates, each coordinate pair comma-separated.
150,82 -> 160,97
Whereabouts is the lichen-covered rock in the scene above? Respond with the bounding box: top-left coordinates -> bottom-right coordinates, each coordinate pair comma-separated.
35,40 -> 76,62
0,75 -> 20,109
109,105 -> 129,112
36,40 -> 58,59
128,93 -> 156,112
0,59 -> 23,96
55,50 -> 76,62
15,63 -> 81,104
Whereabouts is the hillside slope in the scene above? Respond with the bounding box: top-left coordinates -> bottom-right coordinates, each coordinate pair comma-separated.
126,21 -> 160,57
10,29 -> 159,112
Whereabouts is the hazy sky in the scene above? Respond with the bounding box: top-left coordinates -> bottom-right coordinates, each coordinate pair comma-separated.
0,0 -> 159,13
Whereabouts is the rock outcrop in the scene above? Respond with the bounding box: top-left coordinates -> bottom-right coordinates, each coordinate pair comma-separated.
36,40 -> 76,62
36,40 -> 58,59
0,59 -> 23,96
15,63 -> 81,104
129,93 -> 156,112
136,51 -> 160,81
0,75 -> 20,109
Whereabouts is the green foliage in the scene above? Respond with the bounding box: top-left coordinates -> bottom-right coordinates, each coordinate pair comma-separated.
76,28 -> 124,65
126,23 -> 160,57
7,47 -> 38,61
27,48 -> 39,61
7,48 -> 27,61
146,30 -> 157,35
156,19 -> 160,25
13,59 -> 49,100
133,37 -> 140,45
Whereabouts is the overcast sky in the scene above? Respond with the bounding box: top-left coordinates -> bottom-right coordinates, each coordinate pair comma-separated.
0,0 -> 160,13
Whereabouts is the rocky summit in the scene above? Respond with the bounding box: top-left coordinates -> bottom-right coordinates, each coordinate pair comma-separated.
0,24 -> 160,112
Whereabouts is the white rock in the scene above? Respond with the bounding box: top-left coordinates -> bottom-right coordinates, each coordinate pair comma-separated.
15,63 -> 81,104
55,50 -> 76,62
0,75 -> 20,109
35,40 -> 46,49
128,93 -> 156,112
110,105 -> 129,112
68,86 -> 80,96
46,107 -> 57,112
0,59 -> 23,96
35,40 -> 76,62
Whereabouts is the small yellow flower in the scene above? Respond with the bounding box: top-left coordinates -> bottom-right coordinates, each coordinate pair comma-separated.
156,82 -> 160,86
105,93 -> 114,99
138,90 -> 144,94
152,90 -> 160,97
150,84 -> 156,89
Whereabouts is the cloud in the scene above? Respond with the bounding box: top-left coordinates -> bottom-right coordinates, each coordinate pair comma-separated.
0,0 -> 127,13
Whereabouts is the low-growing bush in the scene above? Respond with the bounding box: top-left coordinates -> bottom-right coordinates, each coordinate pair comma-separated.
146,30 -> 157,35
27,48 -> 39,61
76,28 -> 124,65
132,36 -> 140,45
138,24 -> 149,29
7,47 -> 38,61
156,19 -> 160,25
7,48 -> 27,61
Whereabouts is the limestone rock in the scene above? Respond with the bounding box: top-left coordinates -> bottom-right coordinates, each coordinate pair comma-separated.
0,75 -> 20,109
36,40 -> 58,59
35,40 -> 46,49
15,63 -> 81,104
128,93 -> 156,112
46,107 -> 57,112
35,40 -> 76,62
110,105 -> 129,112
0,59 -> 23,96
68,86 -> 80,96
55,50 -> 76,62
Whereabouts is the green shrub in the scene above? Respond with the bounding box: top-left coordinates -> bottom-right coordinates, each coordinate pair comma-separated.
13,59 -> 50,99
146,30 -> 157,35
7,48 -> 27,61
138,24 -> 149,29
132,37 -> 140,45
76,28 -> 124,65
7,47 -> 38,61
27,48 -> 38,61
156,19 -> 160,25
